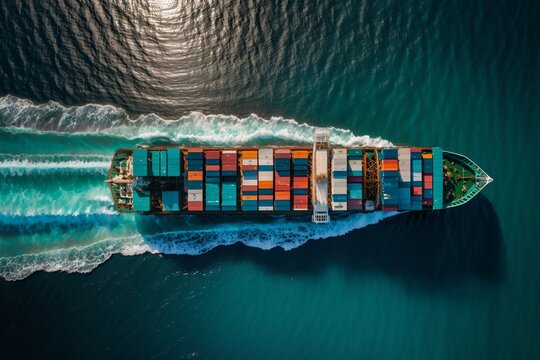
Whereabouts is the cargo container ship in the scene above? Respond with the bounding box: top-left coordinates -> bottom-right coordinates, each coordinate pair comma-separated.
106,131 -> 492,223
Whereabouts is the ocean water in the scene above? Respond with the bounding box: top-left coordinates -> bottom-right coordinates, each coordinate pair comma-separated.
0,0 -> 539,359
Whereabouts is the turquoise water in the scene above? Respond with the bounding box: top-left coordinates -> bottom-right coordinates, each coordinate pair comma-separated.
1,0 -> 540,358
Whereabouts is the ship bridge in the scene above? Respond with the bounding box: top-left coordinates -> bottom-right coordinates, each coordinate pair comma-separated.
312,129 -> 330,223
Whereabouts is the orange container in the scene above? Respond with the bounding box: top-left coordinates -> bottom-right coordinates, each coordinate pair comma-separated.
242,150 -> 258,159
292,150 -> 309,158
293,181 -> 308,189
259,181 -> 274,189
412,186 -> 422,196
275,192 -> 290,200
382,164 -> 398,171
242,195 -> 257,201
187,148 -> 203,153
206,165 -> 220,171
188,171 -> 203,181
422,153 -> 433,159
293,205 -> 308,210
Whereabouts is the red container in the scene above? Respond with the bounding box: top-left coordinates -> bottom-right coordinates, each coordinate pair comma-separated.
275,154 -> 291,159
242,165 -> 257,171
347,200 -> 363,207
242,185 -> 258,192
205,151 -> 221,159
293,195 -> 308,204
259,195 -> 273,200
293,205 -> 308,210
188,202 -> 203,211
412,187 -> 422,196
293,181 -> 308,189
206,165 -> 220,171
347,176 -> 363,182
422,199 -> 433,206
222,165 -> 237,171
275,185 -> 291,191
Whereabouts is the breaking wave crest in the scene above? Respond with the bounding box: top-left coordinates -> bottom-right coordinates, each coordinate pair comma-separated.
0,95 -> 393,147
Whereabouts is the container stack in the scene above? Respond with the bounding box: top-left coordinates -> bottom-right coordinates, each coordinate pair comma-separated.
221,150 -> 238,211
347,149 -> 363,210
274,149 -> 291,211
187,149 -> 204,211
133,190 -> 151,211
258,149 -> 274,211
411,149 -> 423,210
160,151 -> 167,176
162,190 -> 180,211
151,150 -> 160,176
397,148 -> 411,211
241,150 -> 258,211
292,150 -> 309,211
133,149 -> 148,177
380,148 -> 399,211
205,150 -> 221,211
422,151 -> 433,209
166,148 -> 181,177
331,149 -> 347,211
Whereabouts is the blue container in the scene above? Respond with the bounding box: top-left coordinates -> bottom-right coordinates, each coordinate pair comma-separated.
332,194 -> 347,202
348,183 -> 362,190
221,205 -> 237,211
242,191 -> 257,196
411,152 -> 422,159
293,189 -> 308,195
259,189 -> 274,195
293,158 -> 308,165
381,149 -> 398,159
347,149 -> 363,157
188,181 -> 203,190
162,191 -> 180,211
424,189 -> 433,198
205,170 -> 220,177
259,165 -> 273,171
187,152 -> 203,159
332,171 -> 347,179
221,171 -> 237,176
258,200 -> 273,207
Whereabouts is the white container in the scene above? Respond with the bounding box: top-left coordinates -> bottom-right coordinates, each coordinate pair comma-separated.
242,159 -> 257,166
258,206 -> 274,211
242,179 -> 258,186
332,202 -> 348,211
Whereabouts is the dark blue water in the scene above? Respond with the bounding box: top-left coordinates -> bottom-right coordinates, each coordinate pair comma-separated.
1,0 -> 539,359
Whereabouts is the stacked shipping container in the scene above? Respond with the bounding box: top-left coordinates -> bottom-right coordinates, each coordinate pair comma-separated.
205,150 -> 220,211
187,149 -> 203,211
221,150 -> 238,211
274,149 -> 291,211
292,150 -> 309,211
241,150 -> 258,211
347,149 -> 363,210
411,149 -> 423,210
422,151 -> 433,208
331,149 -> 347,211
381,149 -> 399,211
258,149 -> 274,211
398,148 -> 411,211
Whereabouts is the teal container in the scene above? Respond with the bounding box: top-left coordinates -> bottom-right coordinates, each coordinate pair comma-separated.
162,191 -> 180,211
151,151 -> 160,176
160,151 -> 167,176
133,149 -> 148,177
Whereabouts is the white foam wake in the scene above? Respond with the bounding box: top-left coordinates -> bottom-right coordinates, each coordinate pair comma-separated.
0,95 -> 393,147
0,212 -> 396,281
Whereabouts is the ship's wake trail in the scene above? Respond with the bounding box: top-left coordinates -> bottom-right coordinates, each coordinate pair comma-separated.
0,95 -> 396,281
